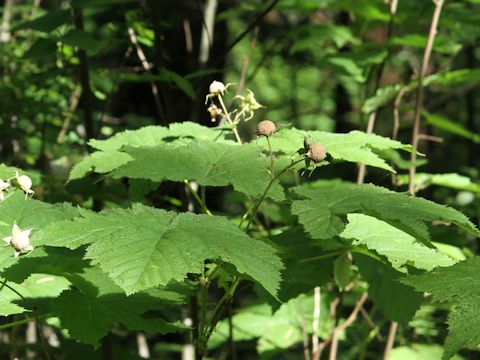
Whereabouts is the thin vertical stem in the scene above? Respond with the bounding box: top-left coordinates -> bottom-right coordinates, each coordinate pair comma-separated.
311,286 -> 321,360
357,0 -> 399,184
266,136 -> 275,178
383,322 -> 398,359
73,7 -> 95,144
408,0 -> 445,195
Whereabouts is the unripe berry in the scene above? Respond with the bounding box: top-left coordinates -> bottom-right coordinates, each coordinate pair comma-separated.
307,143 -> 326,163
257,120 -> 276,137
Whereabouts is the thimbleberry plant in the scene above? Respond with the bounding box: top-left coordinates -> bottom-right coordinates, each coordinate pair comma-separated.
0,82 -> 478,360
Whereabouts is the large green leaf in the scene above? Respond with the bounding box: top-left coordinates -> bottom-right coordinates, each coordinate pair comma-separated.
341,214 -> 455,271
256,128 -> 413,172
403,257 -> 480,359
0,298 -> 28,317
36,204 -> 283,296
69,122 -> 232,180
396,173 -> 480,194
13,9 -> 70,33
291,183 -> 479,244
112,141 -> 284,200
355,254 -> 422,324
52,267 -> 185,345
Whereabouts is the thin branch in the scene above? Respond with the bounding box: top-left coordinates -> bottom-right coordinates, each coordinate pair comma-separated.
215,0 -> 280,65
311,286 -> 321,360
127,27 -> 166,122
357,0 -> 398,184
383,321 -> 398,359
57,88 -> 81,143
329,293 -> 368,360
0,0 -> 15,43
198,0 -> 218,65
183,19 -> 193,54
408,0 -> 445,195
236,27 -> 259,96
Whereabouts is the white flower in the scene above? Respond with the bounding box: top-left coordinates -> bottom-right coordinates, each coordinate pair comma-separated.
0,179 -> 10,203
209,81 -> 226,95
3,223 -> 33,258
0,179 -> 10,191
15,171 -> 34,198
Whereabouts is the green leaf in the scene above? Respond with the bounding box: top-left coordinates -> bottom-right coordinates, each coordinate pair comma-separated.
272,228 -> 334,302
0,298 -> 27,316
13,10 -> 70,33
112,141 -> 284,200
425,112 -> 480,143
257,128 -> 414,172
69,122 -> 231,180
362,84 -> 401,113
52,267 -> 183,345
326,56 -> 366,83
389,34 -> 461,55
396,173 -> 480,194
390,344 -> 465,360
209,291 -> 334,354
36,204 -> 283,297
334,253 -> 351,289
355,253 -> 422,323
291,183 -> 479,243
403,257 -> 480,359
341,214 -> 455,271
61,29 -> 99,52
0,191 -> 80,271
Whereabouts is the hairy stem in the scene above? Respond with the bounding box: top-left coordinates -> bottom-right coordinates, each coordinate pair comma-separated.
218,95 -> 243,144
241,157 -> 305,229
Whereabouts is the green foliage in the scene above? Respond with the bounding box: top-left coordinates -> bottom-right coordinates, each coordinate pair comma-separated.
52,267 -> 185,345
403,257 -> 480,359
3,0 -> 480,357
0,299 -> 27,317
291,182 -> 479,243
355,254 -> 423,324
111,141 -> 284,200
341,214 -> 455,271
209,291 -> 334,356
36,204 -> 283,297
257,128 -> 414,172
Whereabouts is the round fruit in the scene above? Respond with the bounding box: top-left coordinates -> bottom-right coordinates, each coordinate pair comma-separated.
307,143 -> 326,162
257,120 -> 276,136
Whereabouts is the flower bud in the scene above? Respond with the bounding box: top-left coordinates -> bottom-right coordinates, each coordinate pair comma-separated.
15,171 -> 34,197
209,81 -> 226,95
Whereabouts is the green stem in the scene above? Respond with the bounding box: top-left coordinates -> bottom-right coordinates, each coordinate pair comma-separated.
241,157 -> 305,230
218,95 -> 242,144
184,180 -> 212,215
197,274 -> 208,355
266,136 -> 275,179
204,278 -> 240,344
0,314 -> 50,331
